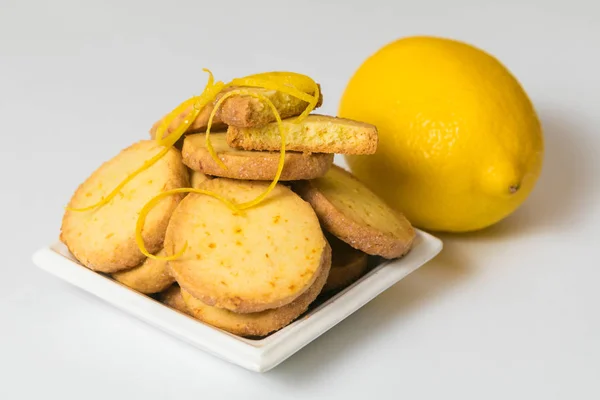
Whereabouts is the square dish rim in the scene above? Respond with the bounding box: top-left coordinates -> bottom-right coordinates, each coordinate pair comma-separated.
32,229 -> 442,372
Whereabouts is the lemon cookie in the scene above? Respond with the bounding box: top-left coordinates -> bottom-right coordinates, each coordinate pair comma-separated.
149,103 -> 225,139
227,114 -> 378,155
190,169 -> 210,188
158,284 -> 190,315
111,249 -> 175,294
149,85 -> 322,138
322,234 -> 368,292
294,166 -> 415,259
181,246 -> 330,337
60,140 -> 189,272
218,85 -> 323,128
165,178 -> 328,313
182,134 -> 333,181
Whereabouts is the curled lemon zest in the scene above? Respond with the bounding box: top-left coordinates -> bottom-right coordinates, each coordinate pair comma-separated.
204,73 -> 319,172
203,91 -> 233,170
230,72 -> 319,123
230,77 -> 315,103
203,68 -> 215,87
231,72 -> 317,94
68,69 -> 320,263
157,81 -> 225,148
206,89 -> 286,210
154,97 -> 195,143
66,146 -> 171,212
155,69 -> 215,143
135,188 -> 240,260
296,80 -> 320,122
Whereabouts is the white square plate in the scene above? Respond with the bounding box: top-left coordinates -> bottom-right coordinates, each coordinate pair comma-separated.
32,229 -> 442,372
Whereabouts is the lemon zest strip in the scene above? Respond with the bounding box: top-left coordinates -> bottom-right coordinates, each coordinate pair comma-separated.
203,91 -> 234,170
201,88 -> 286,209
135,188 -> 240,261
230,77 -> 315,103
154,97 -> 196,143
157,81 -> 225,149
229,72 -> 317,97
203,67 -> 215,87
296,80 -> 320,122
155,69 -> 215,142
204,73 -> 319,174
67,70 -> 321,262
155,69 -> 219,146
203,87 -> 289,171
229,73 -> 319,123
65,146 -> 171,212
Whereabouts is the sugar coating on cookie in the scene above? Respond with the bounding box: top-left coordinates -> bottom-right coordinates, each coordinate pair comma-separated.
322,234 -> 368,292
112,249 -> 175,294
61,140 -> 189,272
181,245 -> 330,337
182,134 -> 333,181
165,178 -> 328,313
226,114 -> 378,155
295,165 -> 415,259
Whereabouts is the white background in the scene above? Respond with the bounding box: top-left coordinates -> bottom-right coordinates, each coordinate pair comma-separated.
1,0 -> 599,398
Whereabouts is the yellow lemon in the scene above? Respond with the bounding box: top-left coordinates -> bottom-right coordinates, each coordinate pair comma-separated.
339,36 -> 544,232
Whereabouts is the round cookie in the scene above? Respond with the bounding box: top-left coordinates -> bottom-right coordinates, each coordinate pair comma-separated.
181,244 -> 330,337
60,140 -> 189,273
294,165 -> 415,259
182,133 -> 333,181
158,284 -> 191,315
112,249 -> 175,294
322,234 -> 368,293
165,178 -> 328,313
190,169 -> 210,188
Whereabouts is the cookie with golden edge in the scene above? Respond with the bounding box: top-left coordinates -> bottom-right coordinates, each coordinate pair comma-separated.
190,169 -> 210,188
227,114 -> 378,155
149,85 -> 322,138
149,102 -> 226,140
182,134 -> 333,181
60,140 -> 189,273
111,249 -> 175,294
322,234 -> 368,293
158,284 -> 191,315
294,165 -> 415,259
181,245 -> 330,337
165,178 -> 328,313
219,85 -> 323,128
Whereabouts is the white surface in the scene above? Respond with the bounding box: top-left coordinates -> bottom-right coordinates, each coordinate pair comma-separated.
31,232 -> 441,372
1,0 -> 599,398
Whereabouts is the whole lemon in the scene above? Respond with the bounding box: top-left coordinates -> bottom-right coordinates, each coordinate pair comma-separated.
339,36 -> 544,232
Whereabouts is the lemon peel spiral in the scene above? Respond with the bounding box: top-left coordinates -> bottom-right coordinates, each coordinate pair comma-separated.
69,69 -> 320,262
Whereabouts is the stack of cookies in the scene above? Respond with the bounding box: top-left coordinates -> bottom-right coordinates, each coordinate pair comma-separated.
60,83 -> 416,338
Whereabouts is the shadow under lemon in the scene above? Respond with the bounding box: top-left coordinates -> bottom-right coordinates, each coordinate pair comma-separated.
264,109 -> 594,380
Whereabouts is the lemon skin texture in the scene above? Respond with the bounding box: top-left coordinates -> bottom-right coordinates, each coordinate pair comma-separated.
339,36 -> 544,232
